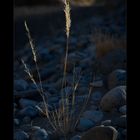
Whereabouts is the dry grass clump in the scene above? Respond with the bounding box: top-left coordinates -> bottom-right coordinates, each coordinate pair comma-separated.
92,31 -> 126,59
21,0 -> 92,139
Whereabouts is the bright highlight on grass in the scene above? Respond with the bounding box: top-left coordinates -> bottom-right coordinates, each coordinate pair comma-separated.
64,0 -> 71,38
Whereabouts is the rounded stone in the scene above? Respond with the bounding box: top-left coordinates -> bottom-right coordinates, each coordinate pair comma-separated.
14,79 -> 29,91
82,110 -> 104,122
19,106 -> 38,117
19,98 -> 37,108
77,118 -> 95,131
14,130 -> 29,140
30,127 -> 49,140
81,126 -> 118,140
100,86 -> 126,112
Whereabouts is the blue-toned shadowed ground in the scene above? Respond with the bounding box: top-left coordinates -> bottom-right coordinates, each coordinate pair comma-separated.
14,0 -> 126,140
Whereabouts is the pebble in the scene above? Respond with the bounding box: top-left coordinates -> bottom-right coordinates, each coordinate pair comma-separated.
40,67 -> 56,80
82,110 -> 104,122
22,116 -> 31,124
14,130 -> 29,140
30,126 -> 49,140
14,89 -> 39,98
75,95 -> 88,104
77,118 -> 95,131
71,135 -> 81,140
90,80 -> 103,88
91,91 -> 104,104
84,44 -> 96,59
37,47 -> 51,62
14,118 -> 20,125
19,98 -> 38,108
14,79 -> 29,91
89,105 -> 98,110
19,106 -> 38,117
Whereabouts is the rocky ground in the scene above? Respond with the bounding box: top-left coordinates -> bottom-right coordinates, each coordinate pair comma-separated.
14,2 -> 126,140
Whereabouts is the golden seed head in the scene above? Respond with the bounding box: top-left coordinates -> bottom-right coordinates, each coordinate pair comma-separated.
63,0 -> 71,38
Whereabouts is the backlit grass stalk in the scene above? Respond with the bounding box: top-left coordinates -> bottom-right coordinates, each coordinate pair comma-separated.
62,0 -> 71,89
24,21 -> 49,116
22,58 -> 57,131
23,21 -> 53,124
61,1 -> 71,138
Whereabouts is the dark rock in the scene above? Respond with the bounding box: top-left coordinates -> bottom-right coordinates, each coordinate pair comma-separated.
19,98 -> 38,108
48,96 -> 59,105
69,37 -> 77,46
67,52 -> 87,67
14,118 -> 20,125
71,135 -> 81,140
77,118 -> 95,131
53,36 -> 65,44
91,91 -> 104,104
81,126 -> 118,140
22,116 -> 31,124
82,110 -> 104,123
47,87 -> 57,95
100,86 -> 126,112
77,87 -> 89,95
89,105 -> 98,110
40,67 -> 56,80
37,46 -> 52,62
14,89 -> 39,98
19,106 -> 38,117
84,43 -> 96,59
90,80 -> 104,88
14,130 -> 29,140
14,79 -> 29,91
80,57 -> 92,69
112,115 -> 126,128
108,69 -> 126,89
30,127 -> 49,140
75,95 -> 88,104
